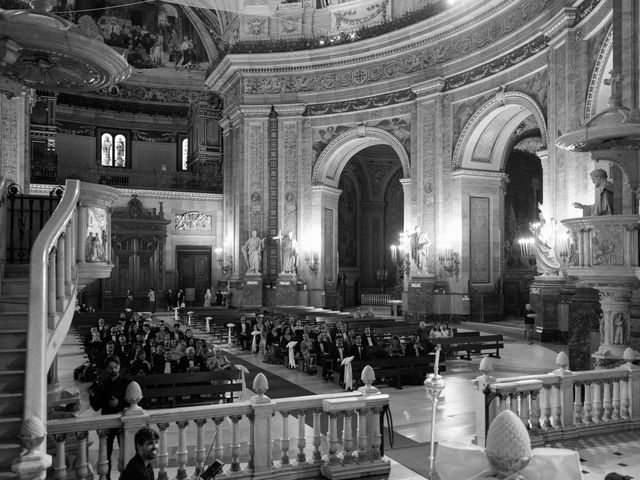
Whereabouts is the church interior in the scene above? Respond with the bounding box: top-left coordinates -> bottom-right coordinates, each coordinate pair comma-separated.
2,0 -> 640,478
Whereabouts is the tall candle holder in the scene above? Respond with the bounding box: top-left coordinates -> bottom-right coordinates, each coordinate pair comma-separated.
424,344 -> 445,479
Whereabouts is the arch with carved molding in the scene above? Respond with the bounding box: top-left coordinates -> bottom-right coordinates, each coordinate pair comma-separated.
312,126 -> 411,188
451,91 -> 548,171
585,25 -> 613,120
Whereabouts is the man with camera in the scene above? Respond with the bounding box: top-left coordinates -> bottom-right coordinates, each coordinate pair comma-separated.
89,355 -> 131,480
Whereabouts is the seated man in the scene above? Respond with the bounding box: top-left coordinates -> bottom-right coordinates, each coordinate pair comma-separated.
206,346 -> 232,371
329,336 -> 348,386
350,335 -> 367,361
177,346 -> 205,372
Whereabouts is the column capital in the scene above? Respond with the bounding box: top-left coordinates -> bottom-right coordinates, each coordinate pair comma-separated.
412,77 -> 445,98
274,103 -> 306,117
544,7 -> 579,45
239,105 -> 273,118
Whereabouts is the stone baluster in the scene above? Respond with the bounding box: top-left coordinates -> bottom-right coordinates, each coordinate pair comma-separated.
157,423 -> 170,480
357,408 -> 369,461
342,410 -> 355,464
369,406 -> 382,461
612,378 -> 621,420
75,431 -> 89,480
582,382 -> 592,424
603,380 -> 612,421
530,392 -> 541,431
247,413 -> 255,472
573,384 -> 583,425
194,419 -> 207,476
48,248 -> 57,324
65,222 -> 74,296
541,385 -> 552,429
620,378 -> 630,419
213,417 -> 224,460
591,382 -> 603,423
312,408 -> 322,463
294,409 -> 307,463
56,234 -> 65,310
327,412 -> 340,465
509,393 -> 518,415
117,427 -> 125,475
53,434 -> 67,480
230,415 -> 242,471
551,385 -> 562,428
280,410 -> 290,465
96,430 -> 110,480
176,420 -> 189,480
519,392 -> 530,428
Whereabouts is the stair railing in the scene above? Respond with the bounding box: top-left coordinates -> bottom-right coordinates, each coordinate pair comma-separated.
16,179 -> 81,475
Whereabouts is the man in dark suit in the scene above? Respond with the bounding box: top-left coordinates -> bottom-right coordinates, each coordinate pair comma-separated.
350,335 -> 367,361
122,427 -> 159,480
405,334 -> 426,357
177,347 -> 205,372
330,336 -> 347,386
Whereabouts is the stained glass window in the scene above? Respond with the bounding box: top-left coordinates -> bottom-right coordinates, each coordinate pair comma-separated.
181,138 -> 189,171
114,134 -> 126,167
101,133 -> 113,166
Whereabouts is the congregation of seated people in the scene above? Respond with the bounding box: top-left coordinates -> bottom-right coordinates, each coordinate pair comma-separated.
234,312 -> 438,386
82,312 -> 232,377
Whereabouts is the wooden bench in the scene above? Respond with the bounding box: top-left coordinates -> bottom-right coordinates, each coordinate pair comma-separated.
351,356 -> 435,390
435,334 -> 504,360
134,370 -> 242,408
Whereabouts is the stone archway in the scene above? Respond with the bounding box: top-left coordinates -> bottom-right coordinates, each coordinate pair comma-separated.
308,127 -> 410,297
452,91 -> 547,171
312,126 -> 410,187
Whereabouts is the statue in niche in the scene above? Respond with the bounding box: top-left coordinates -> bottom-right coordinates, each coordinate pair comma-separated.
281,231 -> 298,274
530,203 -> 562,276
242,230 -> 265,275
410,225 -> 431,272
614,313 -> 627,344
572,168 -> 614,216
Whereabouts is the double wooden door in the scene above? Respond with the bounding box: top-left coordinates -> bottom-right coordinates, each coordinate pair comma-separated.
177,247 -> 211,305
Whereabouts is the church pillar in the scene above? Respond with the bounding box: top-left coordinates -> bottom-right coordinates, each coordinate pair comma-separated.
545,8 -> 592,222
309,185 -> 341,308
0,84 -> 31,192
275,104 -> 306,305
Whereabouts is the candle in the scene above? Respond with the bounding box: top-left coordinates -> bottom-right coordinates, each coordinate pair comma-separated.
433,345 -> 441,376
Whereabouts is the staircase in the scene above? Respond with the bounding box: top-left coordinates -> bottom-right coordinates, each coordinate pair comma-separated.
0,266 -> 28,479
0,179 -> 119,478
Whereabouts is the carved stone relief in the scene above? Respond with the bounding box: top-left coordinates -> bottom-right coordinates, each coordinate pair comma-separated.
451,93 -> 493,152
249,123 -> 265,232
174,211 -> 213,232
591,230 -> 623,266
506,69 -> 549,118
283,122 -> 298,234
85,207 -> 108,262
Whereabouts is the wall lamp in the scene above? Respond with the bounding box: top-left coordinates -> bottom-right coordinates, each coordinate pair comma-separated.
7,182 -> 21,196
214,247 -> 233,274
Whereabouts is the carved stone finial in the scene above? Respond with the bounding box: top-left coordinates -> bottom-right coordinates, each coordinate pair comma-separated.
251,372 -> 270,403
623,347 -> 637,369
479,356 -> 494,375
486,410 -> 532,477
125,381 -> 143,413
358,365 -> 380,395
553,351 -> 570,375
18,417 -> 46,455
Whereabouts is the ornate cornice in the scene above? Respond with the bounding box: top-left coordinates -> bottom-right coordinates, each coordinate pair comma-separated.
576,0 -> 604,23
55,111 -> 188,133
443,36 -> 548,91
412,77 -> 445,98
543,7 -> 578,41
211,0 -> 555,95
274,103 -> 306,117
30,184 -> 223,202
304,89 -> 415,116
238,105 -> 273,118
451,169 -> 508,179
56,93 -> 189,117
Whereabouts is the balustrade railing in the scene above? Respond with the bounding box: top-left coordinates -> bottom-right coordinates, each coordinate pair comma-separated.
45,375 -> 390,480
474,356 -> 640,447
360,294 -> 393,305
6,193 -> 61,263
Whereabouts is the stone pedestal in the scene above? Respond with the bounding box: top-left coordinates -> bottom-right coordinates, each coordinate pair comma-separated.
567,286 -> 599,371
276,274 -> 297,306
529,277 -> 569,342
242,275 -> 263,308
406,275 -> 435,315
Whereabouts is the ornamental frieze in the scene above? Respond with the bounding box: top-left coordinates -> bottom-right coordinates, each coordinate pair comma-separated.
443,36 -> 548,91
242,0 -> 552,94
334,0 -> 389,30
174,211 -> 213,232
304,89 -> 416,116
95,84 -> 217,105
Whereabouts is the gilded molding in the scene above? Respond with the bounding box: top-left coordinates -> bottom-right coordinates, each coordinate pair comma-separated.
304,89 -> 415,116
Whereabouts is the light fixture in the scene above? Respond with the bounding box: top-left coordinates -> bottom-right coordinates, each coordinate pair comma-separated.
438,247 -> 460,280
214,247 -> 232,274
7,182 -> 21,196
49,184 -> 64,198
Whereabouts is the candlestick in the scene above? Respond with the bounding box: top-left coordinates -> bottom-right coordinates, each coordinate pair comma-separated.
433,345 -> 440,376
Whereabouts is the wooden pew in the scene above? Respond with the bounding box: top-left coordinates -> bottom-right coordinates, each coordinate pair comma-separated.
134,370 -> 242,408
351,356 -> 435,390
435,334 -> 504,360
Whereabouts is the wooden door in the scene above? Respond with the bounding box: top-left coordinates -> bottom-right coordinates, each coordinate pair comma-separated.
177,247 -> 211,304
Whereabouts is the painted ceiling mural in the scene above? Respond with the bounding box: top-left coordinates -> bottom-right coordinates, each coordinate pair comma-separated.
51,0 -> 209,72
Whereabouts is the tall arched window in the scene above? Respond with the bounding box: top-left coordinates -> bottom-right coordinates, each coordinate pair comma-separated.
181,138 -> 189,171
99,131 -> 128,168
101,133 -> 113,166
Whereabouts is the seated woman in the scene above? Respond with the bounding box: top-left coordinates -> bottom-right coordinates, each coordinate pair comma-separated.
430,322 -> 444,339
206,346 -> 232,371
299,332 -> 315,373
129,350 -> 152,375
279,325 -> 295,367
387,335 -> 406,357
